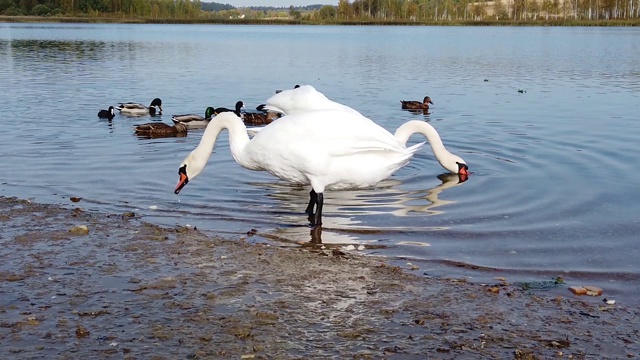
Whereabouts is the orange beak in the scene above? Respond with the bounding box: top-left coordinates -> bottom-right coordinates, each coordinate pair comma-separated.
457,162 -> 469,177
174,170 -> 188,194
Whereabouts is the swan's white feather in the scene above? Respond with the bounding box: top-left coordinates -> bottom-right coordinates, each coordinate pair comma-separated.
177,109 -> 466,195
263,85 -> 361,116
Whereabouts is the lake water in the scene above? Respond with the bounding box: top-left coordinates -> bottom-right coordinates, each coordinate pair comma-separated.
1,23 -> 639,302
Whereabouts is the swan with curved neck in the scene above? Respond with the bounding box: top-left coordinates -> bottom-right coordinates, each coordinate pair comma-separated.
395,120 -> 468,175
175,110 -> 468,226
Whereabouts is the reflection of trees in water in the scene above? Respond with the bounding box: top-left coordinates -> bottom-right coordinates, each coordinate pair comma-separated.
8,39 -> 110,63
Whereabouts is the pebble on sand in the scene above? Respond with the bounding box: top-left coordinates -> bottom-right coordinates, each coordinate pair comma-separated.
569,285 -> 603,296
69,225 -> 89,235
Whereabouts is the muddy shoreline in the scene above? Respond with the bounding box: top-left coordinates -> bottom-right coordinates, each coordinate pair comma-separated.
1,196 -> 638,359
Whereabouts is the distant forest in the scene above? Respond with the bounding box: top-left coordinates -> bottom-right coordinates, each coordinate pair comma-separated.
1,0 -> 638,22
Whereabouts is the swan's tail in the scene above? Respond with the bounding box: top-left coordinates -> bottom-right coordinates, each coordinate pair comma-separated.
405,141 -> 426,157
262,105 -> 287,115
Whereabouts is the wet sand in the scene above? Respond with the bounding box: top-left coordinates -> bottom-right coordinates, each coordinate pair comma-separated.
1,196 -> 638,359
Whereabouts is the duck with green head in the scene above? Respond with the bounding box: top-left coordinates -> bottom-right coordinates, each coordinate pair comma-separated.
171,107 -> 216,129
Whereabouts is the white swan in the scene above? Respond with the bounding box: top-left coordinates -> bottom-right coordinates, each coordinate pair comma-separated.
261,85 -> 361,116
174,110 -> 468,226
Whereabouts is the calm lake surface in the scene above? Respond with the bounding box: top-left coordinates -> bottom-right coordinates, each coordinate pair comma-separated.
1,23 -> 639,301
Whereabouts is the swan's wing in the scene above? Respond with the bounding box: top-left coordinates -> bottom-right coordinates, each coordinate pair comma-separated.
264,85 -> 360,115
261,104 -> 287,115
245,127 -> 262,138
253,109 -> 404,158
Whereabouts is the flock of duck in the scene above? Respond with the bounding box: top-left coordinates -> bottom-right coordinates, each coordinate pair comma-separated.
99,85 -> 466,227
98,98 -> 278,137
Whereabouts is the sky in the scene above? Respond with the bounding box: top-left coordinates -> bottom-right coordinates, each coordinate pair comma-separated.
221,0 -> 334,7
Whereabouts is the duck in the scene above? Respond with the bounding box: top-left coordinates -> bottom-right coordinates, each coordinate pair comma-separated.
400,96 -> 433,110
134,122 -> 187,138
214,101 -> 244,117
116,98 -> 163,116
174,110 -> 468,227
171,107 -> 216,129
261,85 -> 360,116
241,111 -> 277,126
97,106 -> 115,119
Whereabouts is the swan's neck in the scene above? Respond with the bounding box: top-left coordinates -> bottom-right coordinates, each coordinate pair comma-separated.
193,115 -> 252,169
395,120 -> 448,154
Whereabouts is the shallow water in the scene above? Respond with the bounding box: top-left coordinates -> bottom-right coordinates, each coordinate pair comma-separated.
1,23 -> 639,297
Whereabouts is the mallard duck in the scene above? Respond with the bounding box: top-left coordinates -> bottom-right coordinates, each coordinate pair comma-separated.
97,106 -> 115,119
116,98 -> 163,116
134,122 -> 187,138
171,107 -> 216,129
400,96 -> 433,110
174,111 -> 468,226
241,111 -> 278,126
214,101 -> 244,117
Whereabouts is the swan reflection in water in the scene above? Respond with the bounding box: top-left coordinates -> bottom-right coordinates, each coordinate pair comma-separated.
255,172 -> 468,246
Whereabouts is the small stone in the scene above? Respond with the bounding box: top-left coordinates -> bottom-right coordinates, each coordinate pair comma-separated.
69,225 -> 89,235
70,197 -> 82,203
583,285 -> 603,296
75,325 -> 90,338
603,298 -> 616,305
569,286 -> 587,295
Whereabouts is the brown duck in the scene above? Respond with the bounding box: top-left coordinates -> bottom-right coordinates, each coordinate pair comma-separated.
400,96 -> 433,110
134,122 -> 188,138
242,111 -> 281,126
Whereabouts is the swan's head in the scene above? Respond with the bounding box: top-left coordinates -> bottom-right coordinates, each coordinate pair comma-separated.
174,153 -> 206,194
440,154 -> 469,176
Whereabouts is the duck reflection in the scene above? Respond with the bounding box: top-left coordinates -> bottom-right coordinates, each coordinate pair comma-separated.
254,173 -> 468,246
404,108 -> 431,117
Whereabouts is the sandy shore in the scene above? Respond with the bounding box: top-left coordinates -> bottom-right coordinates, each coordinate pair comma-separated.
0,196 -> 638,359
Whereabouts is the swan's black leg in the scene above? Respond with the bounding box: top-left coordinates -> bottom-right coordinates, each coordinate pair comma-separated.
313,193 -> 324,226
305,190 -> 317,215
